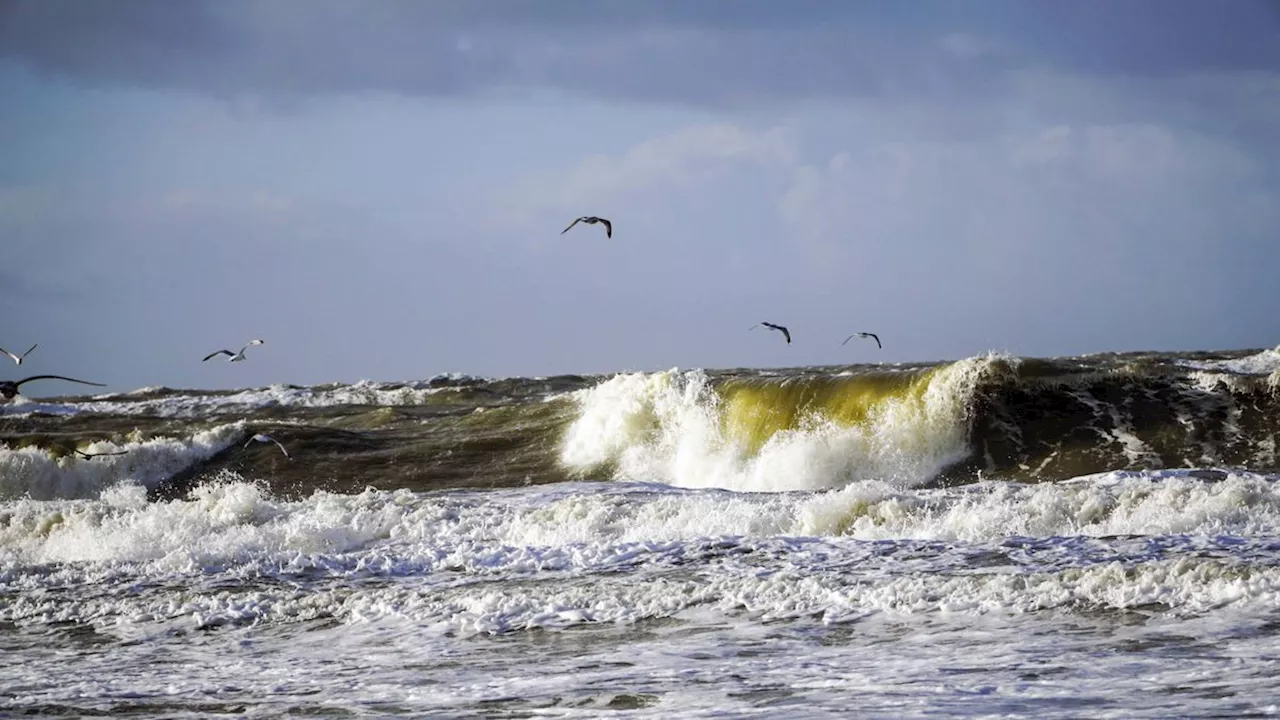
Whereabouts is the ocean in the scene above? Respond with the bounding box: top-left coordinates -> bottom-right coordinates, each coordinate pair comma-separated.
3,347 -> 1280,718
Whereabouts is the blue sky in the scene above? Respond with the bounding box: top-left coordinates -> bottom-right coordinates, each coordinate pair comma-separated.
2,0 -> 1279,393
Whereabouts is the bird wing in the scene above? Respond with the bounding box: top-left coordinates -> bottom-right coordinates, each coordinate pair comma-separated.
601,218 -> 612,238
14,375 -> 106,390
270,438 -> 291,459
203,350 -> 232,361
88,450 -> 129,457
780,327 -> 791,344
238,341 -> 258,354
841,334 -> 856,346
0,348 -> 18,364
561,218 -> 583,234
243,436 -> 256,449
868,333 -> 881,349
21,343 -> 37,359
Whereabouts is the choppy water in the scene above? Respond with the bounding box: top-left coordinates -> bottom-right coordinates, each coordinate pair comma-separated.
3,348 -> 1280,717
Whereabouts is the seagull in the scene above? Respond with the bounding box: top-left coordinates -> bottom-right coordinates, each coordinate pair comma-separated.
0,375 -> 106,400
244,433 -> 291,459
54,443 -> 128,460
842,332 -> 881,349
750,322 -> 791,344
561,216 -> 612,239
203,339 -> 265,363
0,343 -> 37,366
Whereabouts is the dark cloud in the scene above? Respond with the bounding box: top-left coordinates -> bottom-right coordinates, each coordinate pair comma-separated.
991,0 -> 1280,77
0,0 -> 1276,106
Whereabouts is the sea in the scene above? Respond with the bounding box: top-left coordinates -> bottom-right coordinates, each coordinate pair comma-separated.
3,347 -> 1280,718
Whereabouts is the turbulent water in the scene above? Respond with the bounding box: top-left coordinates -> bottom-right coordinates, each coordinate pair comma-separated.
3,348 -> 1280,717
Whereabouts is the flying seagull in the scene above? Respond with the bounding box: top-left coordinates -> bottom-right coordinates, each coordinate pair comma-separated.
561,216 -> 612,238
54,443 -> 129,460
244,433 -> 291,459
203,339 -> 265,363
0,375 -> 106,400
750,322 -> 791,344
0,344 -> 37,366
842,332 -> 881,349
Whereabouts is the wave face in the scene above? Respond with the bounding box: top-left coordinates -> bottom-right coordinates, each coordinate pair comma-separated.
559,348 -> 1280,491
2,348 -> 1279,500
560,357 -> 995,491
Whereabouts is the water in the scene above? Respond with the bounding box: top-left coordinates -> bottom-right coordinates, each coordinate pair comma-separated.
3,348 -> 1280,717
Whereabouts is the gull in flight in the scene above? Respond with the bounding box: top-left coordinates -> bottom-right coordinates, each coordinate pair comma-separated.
244,433 -> 291,459
561,216 -> 612,239
842,332 -> 882,349
0,375 -> 106,400
0,344 -> 37,366
750,322 -> 791,344
203,339 -> 265,363
54,443 -> 128,460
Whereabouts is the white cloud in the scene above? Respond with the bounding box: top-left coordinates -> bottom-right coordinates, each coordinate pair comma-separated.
496,122 -> 796,241
544,123 -> 794,206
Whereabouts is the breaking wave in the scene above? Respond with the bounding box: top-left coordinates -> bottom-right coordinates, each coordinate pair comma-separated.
560,349 -> 1280,491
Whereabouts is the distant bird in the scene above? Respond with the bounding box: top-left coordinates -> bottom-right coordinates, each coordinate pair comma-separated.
203,339 -> 265,363
0,375 -> 106,400
561,216 -> 612,238
0,343 -> 37,366
750,322 -> 791,344
54,443 -> 128,460
244,433 -> 291,459
842,332 -> 881,349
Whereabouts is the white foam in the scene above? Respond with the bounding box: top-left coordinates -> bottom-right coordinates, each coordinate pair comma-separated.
0,422 -> 247,500
1180,346 -> 1280,375
1,380 -> 459,418
559,357 -> 1002,492
4,469 -> 1277,575
4,467 -> 1280,720
3,468 -> 1279,717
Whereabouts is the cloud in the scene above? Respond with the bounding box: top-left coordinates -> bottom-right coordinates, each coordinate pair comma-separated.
777,121 -> 1258,252
483,79 -> 1280,357
3,1 -> 1275,106
519,123 -> 794,211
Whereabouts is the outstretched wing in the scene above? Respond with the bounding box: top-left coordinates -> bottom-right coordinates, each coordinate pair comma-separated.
58,443 -> 128,459
841,334 -> 856,346
600,218 -> 612,238
270,438 -> 291,459
779,326 -> 791,344
203,350 -> 232,362
15,375 -> 106,390
21,343 -> 37,359
868,333 -> 881,349
0,347 -> 18,365
561,217 -> 583,234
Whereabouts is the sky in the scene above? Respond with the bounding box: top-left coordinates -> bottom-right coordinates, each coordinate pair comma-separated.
2,0 -> 1279,393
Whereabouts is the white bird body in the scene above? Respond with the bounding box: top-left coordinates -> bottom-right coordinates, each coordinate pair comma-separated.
0,343 -> 37,365
203,339 -> 265,363
245,433 -> 291,459
54,443 -> 128,460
